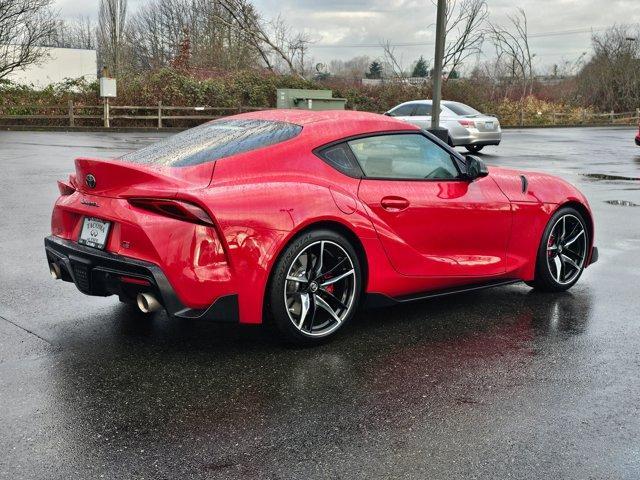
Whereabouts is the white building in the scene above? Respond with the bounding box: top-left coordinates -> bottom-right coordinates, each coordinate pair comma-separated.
6,46 -> 97,87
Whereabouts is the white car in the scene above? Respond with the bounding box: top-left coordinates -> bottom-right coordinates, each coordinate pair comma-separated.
385,100 -> 501,153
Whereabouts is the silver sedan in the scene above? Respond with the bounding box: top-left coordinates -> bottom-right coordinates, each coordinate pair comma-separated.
385,100 -> 501,153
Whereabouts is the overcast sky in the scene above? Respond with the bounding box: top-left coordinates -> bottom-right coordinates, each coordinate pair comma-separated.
54,0 -> 640,71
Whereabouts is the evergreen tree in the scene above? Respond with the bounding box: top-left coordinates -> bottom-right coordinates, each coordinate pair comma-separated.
412,56 -> 429,77
367,60 -> 383,79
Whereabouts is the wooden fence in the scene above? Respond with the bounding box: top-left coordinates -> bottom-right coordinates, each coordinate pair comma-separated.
0,101 -> 639,128
516,109 -> 640,127
0,101 -> 267,128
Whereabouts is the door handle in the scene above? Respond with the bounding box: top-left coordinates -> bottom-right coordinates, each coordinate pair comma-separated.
381,196 -> 410,212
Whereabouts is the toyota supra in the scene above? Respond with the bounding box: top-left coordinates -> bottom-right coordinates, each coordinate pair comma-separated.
45,110 -> 597,344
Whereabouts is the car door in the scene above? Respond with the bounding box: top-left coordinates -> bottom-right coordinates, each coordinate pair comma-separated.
352,132 -> 512,278
407,103 -> 434,129
386,103 -> 417,124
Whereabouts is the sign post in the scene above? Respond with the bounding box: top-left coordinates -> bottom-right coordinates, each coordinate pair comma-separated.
99,72 -> 117,128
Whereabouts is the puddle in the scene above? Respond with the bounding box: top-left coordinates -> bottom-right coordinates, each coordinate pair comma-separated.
604,200 -> 640,207
582,173 -> 640,181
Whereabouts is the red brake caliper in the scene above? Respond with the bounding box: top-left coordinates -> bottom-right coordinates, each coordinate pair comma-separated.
547,234 -> 555,257
323,274 -> 335,294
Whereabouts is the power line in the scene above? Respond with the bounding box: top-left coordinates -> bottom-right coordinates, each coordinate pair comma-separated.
309,24 -> 633,49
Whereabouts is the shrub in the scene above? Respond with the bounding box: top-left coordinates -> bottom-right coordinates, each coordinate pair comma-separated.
0,69 -> 622,128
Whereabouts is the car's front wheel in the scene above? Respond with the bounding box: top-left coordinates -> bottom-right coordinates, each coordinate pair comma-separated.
465,145 -> 484,153
528,207 -> 590,292
268,229 -> 362,345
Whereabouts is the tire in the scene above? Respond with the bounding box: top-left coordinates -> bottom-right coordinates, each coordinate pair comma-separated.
268,229 -> 362,345
465,145 -> 484,153
527,207 -> 590,292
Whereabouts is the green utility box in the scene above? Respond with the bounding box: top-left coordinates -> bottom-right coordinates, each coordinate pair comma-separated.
276,89 -> 347,110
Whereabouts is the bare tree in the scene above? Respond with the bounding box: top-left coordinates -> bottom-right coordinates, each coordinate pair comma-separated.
575,25 -> 640,111
489,8 -> 534,99
269,15 -> 312,76
442,0 -> 487,79
98,0 -> 127,76
47,16 -> 96,50
126,0 -> 266,72
0,0 -> 57,80
213,0 -> 310,77
328,55 -> 371,80
546,52 -> 587,79
126,0 -> 173,70
380,40 -> 406,79
68,16 -> 96,50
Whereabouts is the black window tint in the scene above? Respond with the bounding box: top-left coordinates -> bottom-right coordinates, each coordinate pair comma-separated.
119,119 -> 302,167
412,104 -> 432,116
388,104 -> 415,117
348,133 -> 459,180
444,102 -> 481,116
318,143 -> 362,177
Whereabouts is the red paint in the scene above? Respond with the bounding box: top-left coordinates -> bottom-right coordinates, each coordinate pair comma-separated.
49,110 -> 595,324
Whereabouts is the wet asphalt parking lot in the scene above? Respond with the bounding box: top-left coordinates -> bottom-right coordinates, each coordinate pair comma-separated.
0,127 -> 639,479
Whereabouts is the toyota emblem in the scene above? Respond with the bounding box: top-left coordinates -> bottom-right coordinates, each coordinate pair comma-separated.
85,174 -> 96,189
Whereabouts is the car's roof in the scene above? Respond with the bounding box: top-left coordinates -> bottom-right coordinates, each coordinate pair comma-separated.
226,108 -> 398,125
223,109 -> 420,145
396,99 -> 462,106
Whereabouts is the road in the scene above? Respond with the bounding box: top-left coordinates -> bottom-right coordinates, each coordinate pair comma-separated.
0,127 -> 639,479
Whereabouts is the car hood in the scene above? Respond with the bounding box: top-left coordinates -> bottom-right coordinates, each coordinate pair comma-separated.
489,166 -> 589,206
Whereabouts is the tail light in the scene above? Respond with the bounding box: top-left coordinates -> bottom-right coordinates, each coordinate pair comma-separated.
128,198 -> 215,226
57,180 -> 75,196
120,276 -> 151,286
458,119 -> 476,127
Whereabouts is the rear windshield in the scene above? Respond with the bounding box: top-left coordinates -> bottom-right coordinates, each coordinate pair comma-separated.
119,119 -> 302,167
445,102 -> 481,116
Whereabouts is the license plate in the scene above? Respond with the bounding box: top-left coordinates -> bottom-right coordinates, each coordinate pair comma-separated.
485,121 -> 494,129
78,217 -> 111,250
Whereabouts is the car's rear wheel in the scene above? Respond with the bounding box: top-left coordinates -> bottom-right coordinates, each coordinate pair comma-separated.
465,145 -> 484,153
268,229 -> 362,345
528,207 -> 589,292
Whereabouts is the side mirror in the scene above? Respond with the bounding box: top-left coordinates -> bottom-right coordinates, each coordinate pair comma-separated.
464,155 -> 489,180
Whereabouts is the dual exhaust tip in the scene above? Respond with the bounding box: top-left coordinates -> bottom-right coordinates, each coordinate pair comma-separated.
49,262 -> 161,314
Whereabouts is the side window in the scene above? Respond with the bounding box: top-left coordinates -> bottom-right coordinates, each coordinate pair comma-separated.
347,134 -> 459,180
412,104 -> 432,116
388,104 -> 416,117
440,106 -> 455,117
317,143 -> 362,178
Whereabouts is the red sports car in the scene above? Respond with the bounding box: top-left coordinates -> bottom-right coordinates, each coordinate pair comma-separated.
45,110 -> 598,344
636,122 -> 640,146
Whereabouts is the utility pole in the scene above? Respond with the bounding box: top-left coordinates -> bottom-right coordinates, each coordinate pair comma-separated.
429,0 -> 448,142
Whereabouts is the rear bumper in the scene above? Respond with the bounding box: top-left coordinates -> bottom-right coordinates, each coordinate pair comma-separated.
451,130 -> 502,147
44,235 -> 239,322
465,139 -> 501,147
